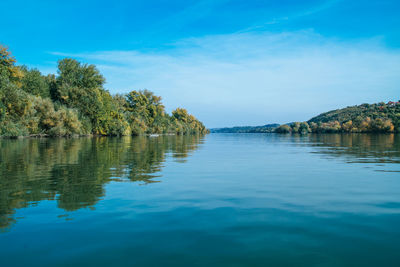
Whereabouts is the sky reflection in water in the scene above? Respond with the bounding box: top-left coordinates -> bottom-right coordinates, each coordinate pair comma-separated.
1,133 -> 399,266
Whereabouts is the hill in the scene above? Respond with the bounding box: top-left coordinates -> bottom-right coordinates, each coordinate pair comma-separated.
308,102 -> 400,125
213,102 -> 400,134
274,101 -> 400,134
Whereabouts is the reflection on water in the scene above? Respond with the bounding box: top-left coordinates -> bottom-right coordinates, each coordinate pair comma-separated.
307,134 -> 400,164
1,134 -> 399,231
0,135 -> 204,230
1,133 -> 400,266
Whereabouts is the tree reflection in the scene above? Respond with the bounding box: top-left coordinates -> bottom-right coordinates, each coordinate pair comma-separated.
306,134 -> 400,164
0,135 -> 204,230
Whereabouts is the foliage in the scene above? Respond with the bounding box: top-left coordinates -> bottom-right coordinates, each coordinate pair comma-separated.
211,124 -> 279,133
20,66 -> 50,98
0,44 -> 208,137
273,102 -> 400,134
275,125 -> 291,133
172,108 -> 208,135
308,102 -> 400,133
0,45 -> 24,86
124,90 -> 166,134
121,90 -> 208,135
275,122 -> 311,134
276,118 -> 397,134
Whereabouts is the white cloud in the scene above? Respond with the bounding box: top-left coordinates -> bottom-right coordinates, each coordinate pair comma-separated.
49,31 -> 400,127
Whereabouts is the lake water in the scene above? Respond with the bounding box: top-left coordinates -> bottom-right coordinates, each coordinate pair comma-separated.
1,134 -> 400,266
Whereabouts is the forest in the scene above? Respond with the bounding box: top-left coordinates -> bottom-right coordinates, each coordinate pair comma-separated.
211,124 -> 279,133
0,45 -> 208,137
213,102 -> 400,134
276,102 -> 400,134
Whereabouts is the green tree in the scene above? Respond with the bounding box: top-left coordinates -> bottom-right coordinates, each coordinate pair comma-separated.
125,90 -> 167,134
53,58 -> 127,135
275,125 -> 291,133
20,66 -> 50,98
0,44 -> 208,137
298,122 -> 311,134
0,45 -> 24,86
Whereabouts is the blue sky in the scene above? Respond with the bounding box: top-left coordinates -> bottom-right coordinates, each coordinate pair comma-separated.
1,0 -> 400,127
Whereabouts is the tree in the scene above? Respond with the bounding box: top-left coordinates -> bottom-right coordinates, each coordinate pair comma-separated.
0,44 -> 209,137
125,90 -> 167,134
298,122 -> 311,134
291,122 -> 300,133
275,125 -> 291,133
56,58 -> 105,91
20,66 -> 50,98
53,58 -> 127,135
0,45 -> 24,86
342,120 -> 353,132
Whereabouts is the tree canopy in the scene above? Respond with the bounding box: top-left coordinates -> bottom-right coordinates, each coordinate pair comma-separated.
275,102 -> 400,134
0,44 -> 208,137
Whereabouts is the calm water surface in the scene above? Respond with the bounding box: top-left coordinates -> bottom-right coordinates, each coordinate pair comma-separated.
1,134 -> 400,266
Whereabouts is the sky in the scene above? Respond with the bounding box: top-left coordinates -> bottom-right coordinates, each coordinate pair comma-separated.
1,0 -> 400,128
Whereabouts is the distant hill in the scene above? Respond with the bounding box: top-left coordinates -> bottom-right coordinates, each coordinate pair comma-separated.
283,101 -> 400,133
213,101 -> 400,134
308,102 -> 400,125
211,124 -> 279,133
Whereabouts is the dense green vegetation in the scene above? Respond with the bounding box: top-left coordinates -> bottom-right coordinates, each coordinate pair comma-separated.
213,102 -> 400,134
276,102 -> 400,134
0,45 -> 208,137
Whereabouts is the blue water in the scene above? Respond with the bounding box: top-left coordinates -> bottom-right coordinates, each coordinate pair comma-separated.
1,134 -> 400,266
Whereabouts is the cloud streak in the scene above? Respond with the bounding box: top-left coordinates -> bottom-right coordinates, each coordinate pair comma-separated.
50,31 -> 400,127
241,0 -> 342,30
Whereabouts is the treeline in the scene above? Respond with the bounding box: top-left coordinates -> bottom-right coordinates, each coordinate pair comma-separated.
212,102 -> 400,134
276,102 -> 400,134
211,124 -> 279,133
0,45 -> 208,137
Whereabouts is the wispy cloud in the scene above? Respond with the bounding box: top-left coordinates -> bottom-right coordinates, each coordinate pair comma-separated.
241,0 -> 342,31
50,31 -> 400,127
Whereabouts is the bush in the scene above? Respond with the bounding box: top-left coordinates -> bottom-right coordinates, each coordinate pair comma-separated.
0,120 -> 29,137
275,125 -> 291,133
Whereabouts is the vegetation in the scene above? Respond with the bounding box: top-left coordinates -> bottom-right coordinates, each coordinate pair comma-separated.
276,102 -> 400,134
213,102 -> 400,135
0,44 -> 208,137
211,124 -> 279,133
307,102 -> 400,133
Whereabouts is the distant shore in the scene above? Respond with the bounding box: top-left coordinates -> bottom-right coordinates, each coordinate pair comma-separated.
212,101 -> 400,134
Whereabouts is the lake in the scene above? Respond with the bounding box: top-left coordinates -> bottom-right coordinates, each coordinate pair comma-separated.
1,134 -> 400,266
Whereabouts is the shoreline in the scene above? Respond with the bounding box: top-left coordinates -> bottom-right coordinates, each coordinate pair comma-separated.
1,131 -> 398,140
0,132 -> 207,139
